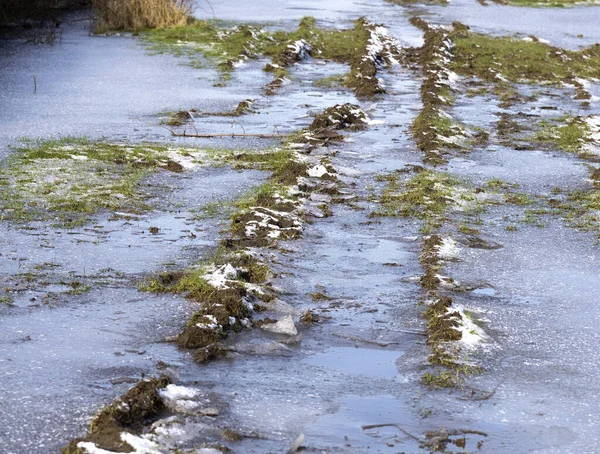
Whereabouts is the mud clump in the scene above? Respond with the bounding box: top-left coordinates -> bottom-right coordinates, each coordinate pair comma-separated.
222,428 -> 244,441
62,376 -> 171,453
228,206 -> 303,248
420,268 -> 442,290
177,285 -> 251,349
177,325 -> 222,349
590,167 -> 600,183
309,103 -> 369,133
408,20 -> 464,164
165,110 -> 191,126
461,236 -> 503,250
420,234 -> 443,268
272,160 -> 309,185
273,39 -> 312,67
162,160 -> 184,173
232,99 -> 255,116
425,296 -> 462,343
496,113 -> 522,137
345,17 -> 400,98
194,342 -> 230,363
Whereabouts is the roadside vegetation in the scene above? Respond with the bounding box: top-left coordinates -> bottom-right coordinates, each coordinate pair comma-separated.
92,0 -> 192,32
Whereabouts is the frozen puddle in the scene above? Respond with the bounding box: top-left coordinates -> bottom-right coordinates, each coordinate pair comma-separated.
305,347 -> 403,379
472,287 -> 496,297
305,395 -> 421,453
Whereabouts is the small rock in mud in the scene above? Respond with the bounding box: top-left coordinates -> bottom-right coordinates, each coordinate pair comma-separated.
460,236 -> 503,250
260,315 -> 298,335
199,407 -> 220,417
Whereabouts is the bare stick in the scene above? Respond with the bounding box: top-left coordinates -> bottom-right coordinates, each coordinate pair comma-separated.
170,132 -> 286,139
458,380 -> 504,402
33,75 -> 37,94
361,423 -> 421,441
333,333 -> 391,347
231,119 -> 246,134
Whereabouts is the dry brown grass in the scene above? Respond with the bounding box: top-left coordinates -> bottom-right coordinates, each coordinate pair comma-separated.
92,0 -> 193,32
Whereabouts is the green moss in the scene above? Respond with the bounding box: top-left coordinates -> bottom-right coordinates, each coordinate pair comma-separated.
486,178 -> 510,190
557,178 -> 600,235
0,295 -> 14,306
505,193 -> 534,206
65,282 -> 92,295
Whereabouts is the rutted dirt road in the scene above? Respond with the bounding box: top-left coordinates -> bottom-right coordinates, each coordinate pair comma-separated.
1,1 -> 600,453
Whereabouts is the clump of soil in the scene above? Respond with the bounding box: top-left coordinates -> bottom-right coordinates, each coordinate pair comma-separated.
272,160 -> 309,185
420,234 -> 443,268
177,285 -> 251,349
496,113 -> 522,137
425,296 -> 462,343
309,103 -> 369,133
166,110 -> 191,126
420,268 -> 442,290
161,160 -> 184,172
407,19 -> 465,164
194,342 -> 230,363
62,376 -> 171,453
228,206 -> 303,249
590,167 -> 600,183
273,39 -> 312,67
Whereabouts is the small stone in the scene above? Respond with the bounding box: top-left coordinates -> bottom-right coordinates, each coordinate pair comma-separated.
199,407 -> 220,417
260,315 -> 298,336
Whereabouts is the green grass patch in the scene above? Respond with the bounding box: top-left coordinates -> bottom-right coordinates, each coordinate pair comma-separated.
370,170 -> 462,232
452,31 -> 600,84
313,74 -> 349,88
507,0 -> 599,6
143,17 -> 395,95
0,138 -> 194,227
533,117 -> 589,154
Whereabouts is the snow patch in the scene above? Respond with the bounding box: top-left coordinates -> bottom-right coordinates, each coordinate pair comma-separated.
261,315 -> 298,335
202,263 -> 238,289
437,237 -> 460,260
159,384 -> 199,401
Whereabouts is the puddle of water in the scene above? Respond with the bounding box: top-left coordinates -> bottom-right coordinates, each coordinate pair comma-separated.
305,395 -> 421,453
306,347 -> 403,379
0,287 -> 192,454
472,287 -> 496,296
